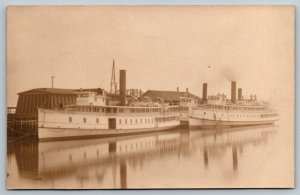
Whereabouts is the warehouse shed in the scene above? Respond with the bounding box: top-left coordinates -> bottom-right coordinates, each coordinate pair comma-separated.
16,88 -> 77,116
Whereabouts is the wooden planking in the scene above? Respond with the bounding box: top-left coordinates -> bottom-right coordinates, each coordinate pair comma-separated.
16,96 -> 22,114
23,95 -> 28,115
46,94 -> 49,108
67,94 -> 72,105
48,94 -> 52,109
33,94 -> 38,113
16,95 -> 21,114
60,95 -> 64,107
54,94 -> 59,108
29,94 -> 33,114
41,94 -> 46,108
50,94 -> 54,109
38,94 -> 43,111
72,94 -> 76,104
16,92 -> 77,115
31,94 -> 37,114
61,95 -> 65,107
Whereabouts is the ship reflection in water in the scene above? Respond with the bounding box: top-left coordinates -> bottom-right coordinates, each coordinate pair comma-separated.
7,124 -> 278,189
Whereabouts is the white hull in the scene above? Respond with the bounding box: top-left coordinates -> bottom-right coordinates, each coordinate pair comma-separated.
38,108 -> 180,140
38,125 -> 179,141
189,106 -> 279,128
189,117 -> 278,128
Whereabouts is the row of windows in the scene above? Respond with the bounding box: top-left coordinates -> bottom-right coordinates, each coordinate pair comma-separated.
206,104 -> 267,111
229,114 -> 261,118
203,112 -> 263,118
68,117 -> 178,124
69,117 -> 99,123
179,107 -> 189,111
156,116 -> 178,122
69,106 -> 178,114
261,114 -> 277,118
180,99 -> 198,103
119,118 -> 153,124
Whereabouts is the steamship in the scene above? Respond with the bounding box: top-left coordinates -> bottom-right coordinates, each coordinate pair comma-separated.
38,70 -> 180,140
189,81 -> 279,128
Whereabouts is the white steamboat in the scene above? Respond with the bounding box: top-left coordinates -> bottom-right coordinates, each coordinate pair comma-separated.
38,70 -> 180,140
189,81 -> 279,128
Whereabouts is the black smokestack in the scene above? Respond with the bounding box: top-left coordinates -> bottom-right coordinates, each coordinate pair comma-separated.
202,83 -> 207,103
238,88 -> 242,101
119,70 -> 126,106
231,81 -> 236,104
186,88 -> 189,98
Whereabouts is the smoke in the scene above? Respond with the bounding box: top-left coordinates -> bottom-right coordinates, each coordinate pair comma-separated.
219,67 -> 239,82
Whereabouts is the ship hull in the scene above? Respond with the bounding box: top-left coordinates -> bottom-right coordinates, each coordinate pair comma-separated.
38,108 -> 180,141
38,125 -> 180,141
189,117 -> 278,128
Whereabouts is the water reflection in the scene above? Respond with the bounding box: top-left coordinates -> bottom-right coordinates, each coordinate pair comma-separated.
7,124 -> 278,189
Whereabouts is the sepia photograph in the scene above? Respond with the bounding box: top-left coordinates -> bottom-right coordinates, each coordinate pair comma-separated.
6,5 -> 294,189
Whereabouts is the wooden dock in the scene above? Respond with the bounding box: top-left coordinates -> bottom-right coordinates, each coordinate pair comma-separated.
7,107 -> 38,141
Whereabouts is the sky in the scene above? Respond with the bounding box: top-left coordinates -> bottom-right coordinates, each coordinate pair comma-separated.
7,5 -> 294,107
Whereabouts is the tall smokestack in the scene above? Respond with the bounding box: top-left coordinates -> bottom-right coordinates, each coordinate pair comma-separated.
231,81 -> 236,104
202,83 -> 207,103
177,87 -> 179,92
119,70 -> 126,106
238,88 -> 242,101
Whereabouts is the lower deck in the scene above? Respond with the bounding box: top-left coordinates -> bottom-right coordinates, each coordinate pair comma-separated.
191,107 -> 279,123
38,124 -> 180,141
38,108 -> 180,139
189,117 -> 277,128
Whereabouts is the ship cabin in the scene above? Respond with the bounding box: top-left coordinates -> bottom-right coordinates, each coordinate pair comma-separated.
203,94 -> 272,113
66,91 -> 179,116
179,96 -> 199,112
75,91 -> 108,106
207,94 -> 227,105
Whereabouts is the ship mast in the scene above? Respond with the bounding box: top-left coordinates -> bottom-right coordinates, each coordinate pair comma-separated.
110,60 -> 118,93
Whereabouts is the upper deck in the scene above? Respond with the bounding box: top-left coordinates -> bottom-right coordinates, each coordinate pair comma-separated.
201,103 -> 272,112
202,94 -> 276,112
40,104 -> 179,117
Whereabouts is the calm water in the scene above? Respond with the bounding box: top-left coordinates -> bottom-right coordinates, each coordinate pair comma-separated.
6,123 -> 291,189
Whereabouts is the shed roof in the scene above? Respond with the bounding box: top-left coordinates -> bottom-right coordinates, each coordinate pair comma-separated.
18,88 -> 76,95
18,88 -> 107,95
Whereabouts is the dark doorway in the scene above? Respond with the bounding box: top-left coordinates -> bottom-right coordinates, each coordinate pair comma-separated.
108,118 -> 116,129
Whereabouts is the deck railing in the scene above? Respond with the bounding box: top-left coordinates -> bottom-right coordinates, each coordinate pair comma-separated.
39,108 -> 179,117
7,107 -> 16,114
